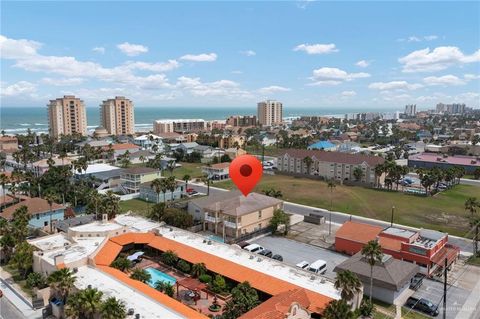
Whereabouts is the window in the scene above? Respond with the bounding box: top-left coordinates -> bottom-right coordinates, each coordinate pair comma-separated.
44,221 -> 48,226
258,210 -> 262,218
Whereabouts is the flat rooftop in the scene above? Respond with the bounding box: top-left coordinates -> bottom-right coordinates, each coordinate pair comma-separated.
382,227 -> 416,239
70,221 -> 124,232
409,153 -> 480,166
114,214 -> 159,232
75,163 -> 120,175
155,119 -> 205,123
75,266 -> 186,319
156,226 -> 340,300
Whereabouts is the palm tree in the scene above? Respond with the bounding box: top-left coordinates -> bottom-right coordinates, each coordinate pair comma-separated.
361,240 -> 383,302
139,155 -> 146,165
167,160 -> 176,176
87,191 -> 102,220
353,166 -> 364,182
201,174 -> 211,196
150,178 -> 163,203
43,189 -> 59,233
182,174 -> 191,192
334,270 -> 362,302
47,268 -> 76,304
327,178 -> 336,211
191,262 -> 207,278
322,299 -> 354,319
465,197 -> 479,216
166,176 -> 177,202
0,173 -> 10,209
302,156 -> 313,175
130,268 -> 151,283
110,257 -> 133,272
101,297 -> 126,319
81,287 -> 103,319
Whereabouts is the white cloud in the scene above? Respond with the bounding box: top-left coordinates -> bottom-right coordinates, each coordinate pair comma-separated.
464,74 -> 480,80
116,42 -> 148,56
0,81 -> 37,96
309,67 -> 370,85
341,90 -> 357,97
293,43 -> 338,55
399,46 -> 480,72
122,60 -> 180,72
397,35 -> 439,42
355,60 -> 370,68
382,93 -> 412,101
423,75 -> 466,86
368,81 -> 423,90
257,86 -> 291,95
42,77 -> 85,86
180,53 -> 217,62
0,35 -> 41,59
231,70 -> 243,74
240,50 -> 256,57
176,76 -> 251,98
92,47 -> 105,54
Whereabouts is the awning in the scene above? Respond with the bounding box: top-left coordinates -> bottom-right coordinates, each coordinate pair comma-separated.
127,251 -> 145,261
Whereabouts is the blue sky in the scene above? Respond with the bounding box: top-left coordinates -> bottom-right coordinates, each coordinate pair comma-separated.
1,1 -> 479,109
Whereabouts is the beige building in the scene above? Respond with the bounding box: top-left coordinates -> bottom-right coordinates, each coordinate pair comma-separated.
188,191 -> 283,239
153,119 -> 205,134
257,100 -> 283,126
120,167 -> 162,193
100,96 -> 135,135
277,149 -> 385,186
0,136 -> 18,151
47,95 -> 87,138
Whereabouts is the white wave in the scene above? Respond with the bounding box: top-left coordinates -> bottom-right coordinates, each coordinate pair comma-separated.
19,123 -> 31,126
34,123 -> 47,126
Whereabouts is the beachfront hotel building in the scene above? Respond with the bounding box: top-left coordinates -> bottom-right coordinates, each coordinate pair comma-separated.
100,96 -> 135,135
153,119 -> 205,134
47,95 -> 87,138
257,100 -> 283,126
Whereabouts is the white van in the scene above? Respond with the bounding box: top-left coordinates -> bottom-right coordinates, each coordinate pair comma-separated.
244,244 -> 264,253
307,259 -> 327,275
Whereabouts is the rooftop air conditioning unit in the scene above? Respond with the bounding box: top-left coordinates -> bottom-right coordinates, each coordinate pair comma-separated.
73,268 -> 78,273
207,240 -> 212,245
203,239 -> 207,243
257,258 -> 262,262
310,275 -> 316,280
320,278 -> 326,284
249,255 -> 255,259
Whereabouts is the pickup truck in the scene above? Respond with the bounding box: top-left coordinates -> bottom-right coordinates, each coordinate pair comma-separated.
405,297 -> 439,317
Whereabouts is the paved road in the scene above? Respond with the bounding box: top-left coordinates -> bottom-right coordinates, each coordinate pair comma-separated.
190,183 -> 473,253
250,236 -> 348,280
0,277 -> 42,319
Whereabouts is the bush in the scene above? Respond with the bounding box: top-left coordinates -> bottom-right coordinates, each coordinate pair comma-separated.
199,274 -> 212,284
359,299 -> 374,317
26,272 -> 46,289
177,260 -> 191,273
161,250 -> 178,267
210,275 -> 227,293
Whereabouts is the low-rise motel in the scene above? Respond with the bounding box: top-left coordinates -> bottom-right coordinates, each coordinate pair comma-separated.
29,215 -> 341,319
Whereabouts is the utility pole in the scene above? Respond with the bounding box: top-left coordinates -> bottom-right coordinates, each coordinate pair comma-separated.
443,258 -> 447,319
390,205 -> 395,227
261,144 -> 265,168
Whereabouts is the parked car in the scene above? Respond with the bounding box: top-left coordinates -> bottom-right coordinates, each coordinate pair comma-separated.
236,241 -> 251,249
307,259 -> 327,275
244,244 -> 264,253
296,261 -> 310,270
272,254 -> 283,261
405,297 -> 439,317
409,273 -> 425,290
258,249 -> 273,257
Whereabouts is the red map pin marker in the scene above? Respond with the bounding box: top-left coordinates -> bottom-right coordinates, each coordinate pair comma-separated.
229,154 -> 263,196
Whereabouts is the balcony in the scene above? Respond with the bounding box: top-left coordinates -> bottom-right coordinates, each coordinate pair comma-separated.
205,215 -> 217,223
223,221 -> 241,228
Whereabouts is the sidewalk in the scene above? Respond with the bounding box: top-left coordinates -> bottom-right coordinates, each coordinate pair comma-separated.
0,267 -> 42,319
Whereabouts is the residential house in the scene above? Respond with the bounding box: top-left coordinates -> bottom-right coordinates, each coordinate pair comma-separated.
74,163 -> 124,190
128,150 -> 156,165
120,167 -> 162,194
1,197 -> 66,232
277,149 -> 385,186
188,191 -> 283,239
0,136 -> 18,151
335,221 -> 459,276
175,142 -> 199,155
334,252 -> 417,305
225,147 -> 247,159
139,180 -> 186,203
408,153 -> 480,174
31,157 -> 73,176
307,141 -> 337,151
201,162 -> 230,180
102,143 -> 141,160
133,134 -> 163,151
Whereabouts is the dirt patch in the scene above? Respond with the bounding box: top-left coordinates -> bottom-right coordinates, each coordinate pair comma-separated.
424,212 -> 469,230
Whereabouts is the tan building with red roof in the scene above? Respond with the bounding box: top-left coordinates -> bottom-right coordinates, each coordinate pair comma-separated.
277,149 -> 385,186
0,136 -> 18,151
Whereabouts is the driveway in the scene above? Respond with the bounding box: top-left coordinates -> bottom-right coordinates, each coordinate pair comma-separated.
250,236 -> 348,280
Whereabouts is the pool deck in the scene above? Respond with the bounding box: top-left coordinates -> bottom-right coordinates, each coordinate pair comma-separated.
136,258 -> 227,317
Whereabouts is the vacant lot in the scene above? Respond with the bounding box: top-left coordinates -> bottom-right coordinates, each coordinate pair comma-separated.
119,198 -> 153,216
215,174 -> 478,237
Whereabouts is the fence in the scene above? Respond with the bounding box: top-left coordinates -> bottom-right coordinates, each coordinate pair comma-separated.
233,226 -> 273,243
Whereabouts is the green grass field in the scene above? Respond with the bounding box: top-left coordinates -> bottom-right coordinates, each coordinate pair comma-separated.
214,174 -> 478,237
119,198 -> 153,216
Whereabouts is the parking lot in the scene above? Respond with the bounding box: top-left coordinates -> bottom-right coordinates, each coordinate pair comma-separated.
250,236 -> 348,280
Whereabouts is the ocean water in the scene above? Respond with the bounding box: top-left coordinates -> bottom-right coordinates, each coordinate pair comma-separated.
0,106 -> 394,135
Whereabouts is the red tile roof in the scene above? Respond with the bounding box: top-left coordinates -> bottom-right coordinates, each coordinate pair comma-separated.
335,221 -> 383,244
103,143 -> 140,151
239,289 -> 311,319
279,149 -> 385,166
94,240 -> 123,266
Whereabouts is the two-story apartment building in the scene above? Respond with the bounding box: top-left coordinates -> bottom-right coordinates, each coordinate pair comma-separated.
188,191 -> 283,239
139,180 -> 186,203
201,162 -> 230,180
120,167 -> 162,194
277,149 -> 385,186
1,197 -> 66,232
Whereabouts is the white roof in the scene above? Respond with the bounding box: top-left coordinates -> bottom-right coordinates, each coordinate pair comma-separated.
75,266 -> 186,319
134,134 -> 162,141
156,226 -> 340,300
114,214 -> 160,232
154,119 -> 204,124
70,221 -> 123,232
76,163 -> 120,175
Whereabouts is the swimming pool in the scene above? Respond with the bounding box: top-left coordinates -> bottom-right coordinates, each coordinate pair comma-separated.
144,267 -> 176,288
207,234 -> 224,243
